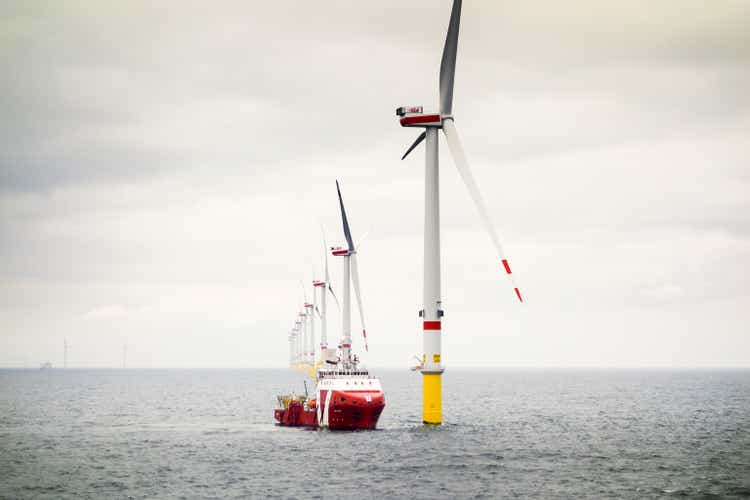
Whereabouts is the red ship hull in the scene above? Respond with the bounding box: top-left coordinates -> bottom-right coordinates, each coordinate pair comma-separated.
274,401 -> 318,427
274,390 -> 385,430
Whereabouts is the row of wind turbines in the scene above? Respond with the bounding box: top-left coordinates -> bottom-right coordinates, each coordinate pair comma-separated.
48,339 -> 127,369
288,181 -> 368,378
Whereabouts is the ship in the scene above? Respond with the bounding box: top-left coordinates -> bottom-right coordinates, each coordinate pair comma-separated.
274,367 -> 385,430
275,181 -> 385,430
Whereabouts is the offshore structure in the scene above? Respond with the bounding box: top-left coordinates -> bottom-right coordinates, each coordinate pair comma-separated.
397,0 -> 523,424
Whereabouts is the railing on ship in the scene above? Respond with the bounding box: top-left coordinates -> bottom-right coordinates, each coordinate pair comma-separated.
317,370 -> 375,379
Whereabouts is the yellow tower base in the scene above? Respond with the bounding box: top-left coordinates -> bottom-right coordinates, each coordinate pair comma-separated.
422,373 -> 442,424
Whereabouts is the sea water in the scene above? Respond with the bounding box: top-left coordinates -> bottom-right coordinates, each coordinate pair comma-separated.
1,368 -> 748,499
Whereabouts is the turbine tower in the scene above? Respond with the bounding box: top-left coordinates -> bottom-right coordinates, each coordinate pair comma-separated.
331,181 -> 368,370
297,312 -> 306,370
290,323 -> 296,367
294,318 -> 303,368
396,0 -> 523,425
315,230 -> 341,366
305,303 -> 315,370
288,329 -> 294,367
313,274 -> 328,362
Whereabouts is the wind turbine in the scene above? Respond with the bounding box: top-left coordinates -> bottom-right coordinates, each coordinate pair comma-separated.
296,311 -> 306,370
396,0 -> 523,425
294,317 -> 303,368
331,181 -> 368,370
313,271 -> 329,365
289,325 -> 299,368
300,281 -> 315,371
63,338 -> 68,369
315,229 -> 343,366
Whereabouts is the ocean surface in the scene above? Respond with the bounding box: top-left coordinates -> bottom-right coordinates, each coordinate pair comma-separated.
1,368 -> 749,499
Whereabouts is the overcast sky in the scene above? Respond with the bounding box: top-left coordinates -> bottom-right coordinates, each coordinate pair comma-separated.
1,1 -> 748,368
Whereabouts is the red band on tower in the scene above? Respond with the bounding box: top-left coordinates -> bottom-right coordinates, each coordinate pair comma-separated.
423,321 -> 442,331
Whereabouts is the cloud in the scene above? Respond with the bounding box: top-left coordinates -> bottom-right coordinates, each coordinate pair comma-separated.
640,284 -> 686,302
3,1 -> 749,191
80,304 -> 127,320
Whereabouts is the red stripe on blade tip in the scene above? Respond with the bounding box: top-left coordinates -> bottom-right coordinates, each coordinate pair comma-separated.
501,259 -> 512,274
514,288 -> 523,302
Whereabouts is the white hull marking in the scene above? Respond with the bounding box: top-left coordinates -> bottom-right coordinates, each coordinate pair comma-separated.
322,388 -> 333,427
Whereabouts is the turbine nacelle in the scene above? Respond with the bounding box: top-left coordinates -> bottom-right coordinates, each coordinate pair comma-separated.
397,105 -> 442,128
331,245 -> 353,257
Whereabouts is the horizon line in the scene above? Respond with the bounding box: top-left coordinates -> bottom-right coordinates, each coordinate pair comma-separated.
2,365 -> 749,370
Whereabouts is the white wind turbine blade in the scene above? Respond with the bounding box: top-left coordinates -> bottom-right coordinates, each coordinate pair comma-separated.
439,0 -> 462,116
322,227 -> 341,311
442,119 -> 524,303
327,278 -> 340,311
355,230 -> 370,252
299,280 -> 308,304
350,253 -> 368,352
328,284 -> 340,311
